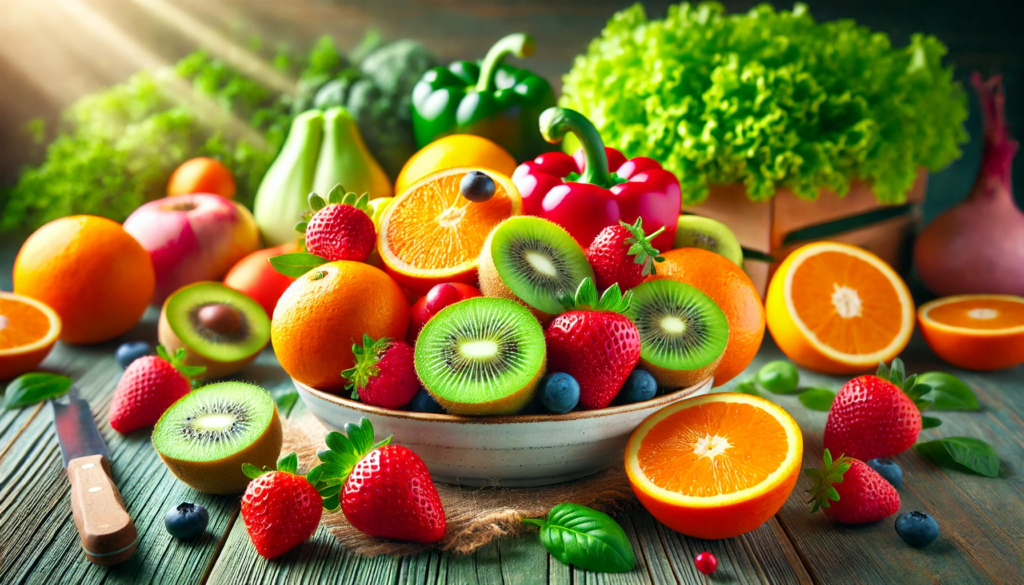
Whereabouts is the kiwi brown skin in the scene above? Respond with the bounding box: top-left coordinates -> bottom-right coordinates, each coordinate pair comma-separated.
154,405 -> 283,495
158,297 -> 267,381
638,354 -> 722,390
477,227 -> 557,325
428,356 -> 547,415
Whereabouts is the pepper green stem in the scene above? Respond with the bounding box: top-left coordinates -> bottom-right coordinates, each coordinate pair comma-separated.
539,107 -> 615,188
475,33 -> 535,93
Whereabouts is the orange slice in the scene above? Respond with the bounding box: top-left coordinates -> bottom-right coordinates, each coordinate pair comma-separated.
0,292 -> 62,380
377,167 -> 522,295
919,294 -> 1024,371
765,242 -> 914,374
626,393 -> 803,539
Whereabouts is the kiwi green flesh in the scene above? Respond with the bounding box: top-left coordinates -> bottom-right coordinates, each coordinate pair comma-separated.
414,297 -> 546,411
627,280 -> 729,371
487,216 -> 594,315
674,215 -> 744,267
165,282 -> 270,362
152,381 -> 275,462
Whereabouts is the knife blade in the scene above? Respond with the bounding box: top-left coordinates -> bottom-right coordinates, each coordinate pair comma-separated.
50,387 -> 137,566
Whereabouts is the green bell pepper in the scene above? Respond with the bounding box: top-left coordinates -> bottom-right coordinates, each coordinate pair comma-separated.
411,33 -> 557,162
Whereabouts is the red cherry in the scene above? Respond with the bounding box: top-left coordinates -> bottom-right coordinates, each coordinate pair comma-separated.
425,283 -> 462,314
408,283 -> 482,344
694,551 -> 718,575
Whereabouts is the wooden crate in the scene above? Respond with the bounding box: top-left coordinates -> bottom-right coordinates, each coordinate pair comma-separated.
685,169 -> 927,297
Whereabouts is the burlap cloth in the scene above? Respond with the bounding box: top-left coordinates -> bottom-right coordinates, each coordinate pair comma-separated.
283,415 -> 639,557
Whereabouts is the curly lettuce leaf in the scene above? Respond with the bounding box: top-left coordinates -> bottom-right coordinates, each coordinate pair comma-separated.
560,2 -> 969,204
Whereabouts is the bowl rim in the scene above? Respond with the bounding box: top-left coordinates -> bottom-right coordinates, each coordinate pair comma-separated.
294,376 -> 713,425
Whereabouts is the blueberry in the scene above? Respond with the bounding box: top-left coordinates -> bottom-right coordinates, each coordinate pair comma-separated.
618,370 -> 658,404
116,341 -> 153,368
408,388 -> 445,414
756,360 -> 800,394
459,171 -> 496,203
895,511 -> 939,547
165,502 -> 208,540
539,373 -> 580,414
866,458 -> 903,488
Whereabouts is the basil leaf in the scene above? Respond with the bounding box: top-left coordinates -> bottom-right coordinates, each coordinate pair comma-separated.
921,416 -> 942,429
4,373 -> 73,409
915,437 -> 999,477
274,388 -> 299,418
798,388 -> 836,411
524,503 -> 635,573
917,373 -> 980,411
269,253 -> 329,277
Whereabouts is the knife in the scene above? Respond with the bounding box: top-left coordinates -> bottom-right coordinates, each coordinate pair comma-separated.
50,387 -> 138,566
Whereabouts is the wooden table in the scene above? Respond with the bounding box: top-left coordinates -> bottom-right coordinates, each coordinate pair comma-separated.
1,243 -> 1023,584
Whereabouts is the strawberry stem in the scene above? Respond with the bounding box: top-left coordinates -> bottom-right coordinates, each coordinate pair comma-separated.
307,418 -> 392,511
557,278 -> 633,314
877,358 -> 934,412
156,345 -> 207,382
805,448 -> 853,514
619,217 -> 665,277
340,334 -> 392,394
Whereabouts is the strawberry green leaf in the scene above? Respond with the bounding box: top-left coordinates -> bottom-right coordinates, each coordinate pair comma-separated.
277,453 -> 298,474
327,184 -> 346,205
888,358 -> 906,387
324,431 -> 357,456
805,448 -> 852,513
306,465 -> 324,485
619,217 -> 665,277
341,336 -> 390,392
319,482 -> 343,499
242,463 -> 265,480
322,494 -> 341,511
3,373 -> 73,409
309,192 -> 327,212
798,388 -> 835,411
921,416 -> 942,429
876,361 -> 890,380
313,418 -> 392,499
915,437 -> 999,477
156,346 -> 207,381
269,253 -> 329,277
917,372 -> 980,411
294,221 -> 309,234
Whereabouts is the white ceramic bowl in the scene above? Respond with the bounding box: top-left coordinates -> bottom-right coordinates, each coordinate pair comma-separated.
294,377 -> 713,487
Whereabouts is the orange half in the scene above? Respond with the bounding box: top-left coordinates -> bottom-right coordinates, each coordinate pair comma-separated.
626,393 -> 802,539
377,167 -> 521,295
919,294 -> 1024,371
0,291 -> 62,380
765,242 -> 914,374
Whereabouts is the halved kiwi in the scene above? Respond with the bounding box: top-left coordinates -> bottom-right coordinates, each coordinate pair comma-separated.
478,216 -> 594,323
414,297 -> 546,415
627,279 -> 729,389
153,381 -> 282,494
674,215 -> 744,267
159,282 -> 271,380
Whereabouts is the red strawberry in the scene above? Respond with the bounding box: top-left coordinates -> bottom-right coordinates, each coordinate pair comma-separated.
824,359 -> 928,460
310,418 -> 445,543
806,449 -> 900,524
108,346 -> 205,433
341,335 -> 419,409
545,278 -> 641,410
241,453 -> 323,559
587,217 -> 665,291
299,187 -> 375,262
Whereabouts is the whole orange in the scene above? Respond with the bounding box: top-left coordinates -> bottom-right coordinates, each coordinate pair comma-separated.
14,216 -> 155,344
647,248 -> 764,386
272,261 -> 409,392
167,157 -> 236,198
395,135 -> 517,195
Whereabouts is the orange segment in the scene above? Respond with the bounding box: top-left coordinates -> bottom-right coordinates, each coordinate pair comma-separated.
626,393 -> 802,539
378,167 -> 521,295
766,242 -> 914,374
919,294 -> 1024,371
0,292 -> 62,380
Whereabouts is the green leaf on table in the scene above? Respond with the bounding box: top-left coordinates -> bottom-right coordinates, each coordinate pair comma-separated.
274,388 -> 299,418
4,373 -> 73,409
269,253 -> 329,277
915,437 -> 999,477
734,379 -> 761,396
798,388 -> 836,412
917,372 -> 980,411
523,503 -> 635,573
921,416 -> 942,429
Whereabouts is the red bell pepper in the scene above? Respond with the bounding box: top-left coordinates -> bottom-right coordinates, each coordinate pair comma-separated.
512,107 -> 680,250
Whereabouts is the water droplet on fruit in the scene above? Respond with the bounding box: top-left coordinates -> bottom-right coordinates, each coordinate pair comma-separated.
198,303 -> 242,335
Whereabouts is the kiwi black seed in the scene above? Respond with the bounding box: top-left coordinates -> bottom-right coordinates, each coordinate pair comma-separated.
627,279 -> 730,389
478,216 -> 595,320
414,296 -> 546,415
152,381 -> 282,494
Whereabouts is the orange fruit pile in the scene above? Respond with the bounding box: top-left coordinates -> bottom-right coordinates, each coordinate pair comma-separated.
378,167 -> 522,295
626,392 -> 802,539
648,248 -> 765,385
14,216 -> 155,344
766,242 -> 914,374
0,292 -> 62,380
919,294 -> 1024,371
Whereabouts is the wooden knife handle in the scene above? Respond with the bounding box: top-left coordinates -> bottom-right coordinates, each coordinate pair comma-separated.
67,454 -> 138,566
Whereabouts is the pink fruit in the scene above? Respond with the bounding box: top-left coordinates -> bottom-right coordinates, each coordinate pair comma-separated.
914,73 -> 1024,296
408,283 -> 482,343
125,193 -> 260,304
